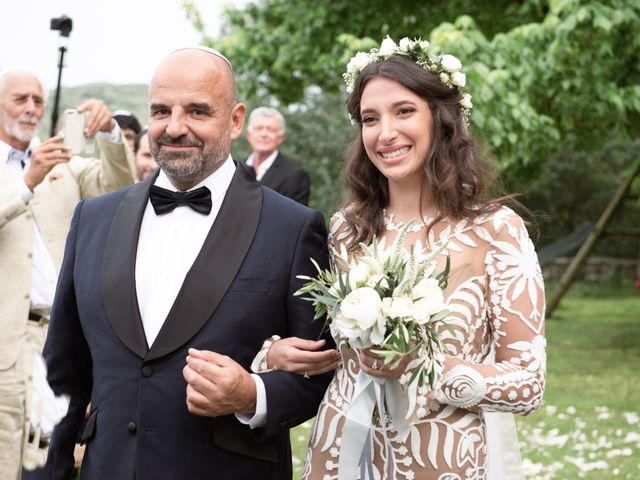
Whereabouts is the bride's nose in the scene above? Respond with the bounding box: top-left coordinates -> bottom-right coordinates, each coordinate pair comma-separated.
378,116 -> 398,144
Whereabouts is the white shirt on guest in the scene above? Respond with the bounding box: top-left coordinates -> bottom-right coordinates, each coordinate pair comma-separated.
246,149 -> 279,181
135,156 -> 266,428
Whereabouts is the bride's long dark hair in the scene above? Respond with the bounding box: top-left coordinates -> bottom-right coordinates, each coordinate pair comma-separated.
341,55 -> 510,250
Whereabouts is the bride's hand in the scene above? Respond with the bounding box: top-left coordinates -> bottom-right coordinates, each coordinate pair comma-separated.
267,337 -> 339,377
359,347 -> 411,380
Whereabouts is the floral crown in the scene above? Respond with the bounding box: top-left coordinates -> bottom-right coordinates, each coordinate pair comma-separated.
344,36 -> 473,123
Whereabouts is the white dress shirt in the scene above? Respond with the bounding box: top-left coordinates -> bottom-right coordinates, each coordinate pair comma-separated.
246,149 -> 279,181
135,157 -> 266,428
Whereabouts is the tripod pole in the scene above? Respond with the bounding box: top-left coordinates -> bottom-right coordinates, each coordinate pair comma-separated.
50,43 -> 67,138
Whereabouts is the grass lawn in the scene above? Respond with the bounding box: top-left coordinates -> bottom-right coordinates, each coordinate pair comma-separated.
290,281 -> 640,479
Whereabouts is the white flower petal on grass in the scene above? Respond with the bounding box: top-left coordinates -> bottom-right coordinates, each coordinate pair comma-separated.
623,412 -> 639,425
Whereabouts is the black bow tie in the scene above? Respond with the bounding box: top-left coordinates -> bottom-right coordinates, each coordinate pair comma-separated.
149,185 -> 212,215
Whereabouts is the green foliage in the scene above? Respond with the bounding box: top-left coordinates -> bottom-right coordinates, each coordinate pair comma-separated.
196,0 -> 542,103
427,0 -> 640,180
185,0 -> 640,248
523,141 -> 640,257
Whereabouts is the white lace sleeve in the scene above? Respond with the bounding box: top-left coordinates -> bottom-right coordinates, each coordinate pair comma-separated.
436,210 -> 546,415
249,335 -> 281,373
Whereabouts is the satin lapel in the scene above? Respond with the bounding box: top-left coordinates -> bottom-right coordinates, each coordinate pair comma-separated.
101,172 -> 158,359
146,163 -> 263,361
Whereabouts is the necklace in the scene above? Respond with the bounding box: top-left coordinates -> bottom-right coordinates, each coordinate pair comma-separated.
383,210 -> 434,233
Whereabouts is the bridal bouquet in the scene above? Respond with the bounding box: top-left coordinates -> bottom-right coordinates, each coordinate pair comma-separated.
296,227 -> 450,389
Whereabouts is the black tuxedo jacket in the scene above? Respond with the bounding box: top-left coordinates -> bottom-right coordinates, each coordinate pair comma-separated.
37,163 -> 331,480
246,153 -> 310,205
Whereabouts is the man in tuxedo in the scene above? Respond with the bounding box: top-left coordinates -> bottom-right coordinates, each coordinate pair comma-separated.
245,107 -> 310,205
37,47 -> 331,479
0,68 -> 135,478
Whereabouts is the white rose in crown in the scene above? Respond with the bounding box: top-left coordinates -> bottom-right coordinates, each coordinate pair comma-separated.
451,71 -> 466,88
378,36 -> 398,57
410,278 -> 445,324
350,52 -> 371,72
440,72 -> 450,84
398,37 -> 413,53
441,54 -> 462,73
461,93 -> 473,109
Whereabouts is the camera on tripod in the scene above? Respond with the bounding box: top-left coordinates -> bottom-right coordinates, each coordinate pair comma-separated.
50,15 -> 73,37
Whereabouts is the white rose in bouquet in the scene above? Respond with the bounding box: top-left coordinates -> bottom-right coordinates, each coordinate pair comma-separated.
334,287 -> 384,346
411,278 -> 445,324
385,296 -> 414,320
348,262 -> 370,289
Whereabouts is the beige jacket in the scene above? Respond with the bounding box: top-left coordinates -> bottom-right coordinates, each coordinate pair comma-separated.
0,135 -> 136,369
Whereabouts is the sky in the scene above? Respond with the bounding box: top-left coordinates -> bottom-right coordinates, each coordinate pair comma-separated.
1,0 -> 244,90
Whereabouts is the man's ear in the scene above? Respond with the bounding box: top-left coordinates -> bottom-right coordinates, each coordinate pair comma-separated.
229,102 -> 246,141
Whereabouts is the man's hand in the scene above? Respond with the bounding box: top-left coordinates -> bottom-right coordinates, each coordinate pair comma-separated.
24,136 -> 71,191
183,348 -> 257,417
77,99 -> 115,137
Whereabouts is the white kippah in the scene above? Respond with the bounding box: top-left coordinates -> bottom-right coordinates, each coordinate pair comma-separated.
170,46 -> 233,70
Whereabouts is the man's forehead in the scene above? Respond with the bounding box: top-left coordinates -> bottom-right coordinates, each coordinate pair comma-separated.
5,75 -> 43,96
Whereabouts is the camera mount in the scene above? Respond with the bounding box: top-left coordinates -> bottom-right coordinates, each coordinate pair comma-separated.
50,15 -> 73,137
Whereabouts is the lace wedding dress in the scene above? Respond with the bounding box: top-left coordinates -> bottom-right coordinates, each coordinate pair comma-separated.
301,206 -> 546,480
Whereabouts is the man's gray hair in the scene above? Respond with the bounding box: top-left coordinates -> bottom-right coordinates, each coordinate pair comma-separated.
248,107 -> 286,134
0,67 -> 47,102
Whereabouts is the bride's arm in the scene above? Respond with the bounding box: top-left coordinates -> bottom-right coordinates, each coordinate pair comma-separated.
434,209 -> 546,416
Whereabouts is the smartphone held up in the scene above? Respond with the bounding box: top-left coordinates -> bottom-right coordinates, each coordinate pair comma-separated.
63,109 -> 95,156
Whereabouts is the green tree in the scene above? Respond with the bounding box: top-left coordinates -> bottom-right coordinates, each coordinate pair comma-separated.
185,0 -> 640,253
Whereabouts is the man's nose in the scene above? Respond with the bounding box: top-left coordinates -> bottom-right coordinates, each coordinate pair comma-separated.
165,111 -> 189,138
24,97 -> 38,115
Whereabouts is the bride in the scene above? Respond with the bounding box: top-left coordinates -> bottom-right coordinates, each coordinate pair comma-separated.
252,37 -> 546,480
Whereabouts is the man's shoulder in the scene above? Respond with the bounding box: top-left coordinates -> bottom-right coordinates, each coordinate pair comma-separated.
80,183 -> 136,213
261,185 -> 320,221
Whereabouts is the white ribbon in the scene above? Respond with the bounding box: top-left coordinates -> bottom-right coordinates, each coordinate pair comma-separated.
338,371 -> 412,479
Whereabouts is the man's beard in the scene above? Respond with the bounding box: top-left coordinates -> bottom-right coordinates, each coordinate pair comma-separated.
151,130 -> 230,180
1,111 -> 40,144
